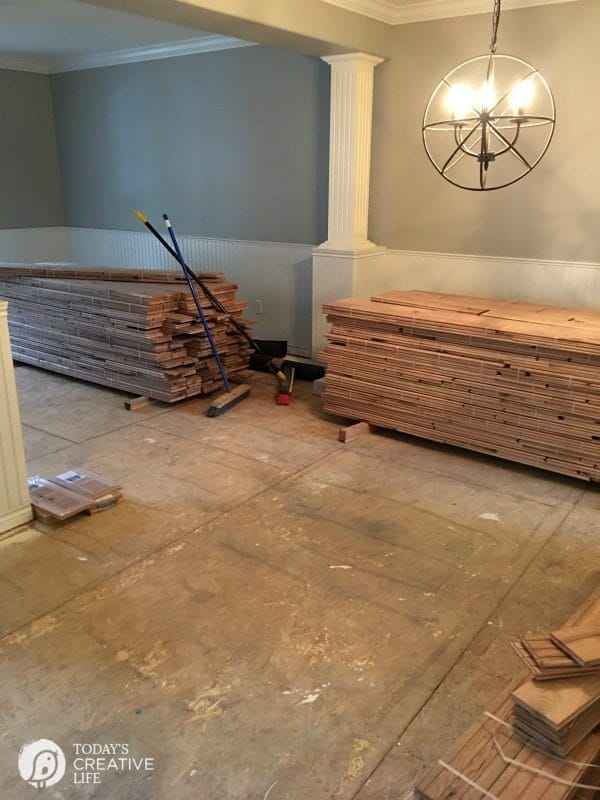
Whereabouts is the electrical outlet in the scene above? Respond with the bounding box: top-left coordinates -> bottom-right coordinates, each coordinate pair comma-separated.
255,299 -> 263,314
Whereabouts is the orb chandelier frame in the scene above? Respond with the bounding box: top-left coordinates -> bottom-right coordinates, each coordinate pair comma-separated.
422,0 -> 556,191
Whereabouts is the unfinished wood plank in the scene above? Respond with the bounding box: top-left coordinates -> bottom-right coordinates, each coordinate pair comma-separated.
552,626 -> 600,667
338,421 -> 372,443
512,673 -> 600,731
50,469 -> 122,501
512,641 -> 600,682
28,476 -> 93,521
124,395 -> 153,411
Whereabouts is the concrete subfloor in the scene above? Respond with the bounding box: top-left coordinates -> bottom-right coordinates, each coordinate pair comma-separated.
1,364 -> 599,799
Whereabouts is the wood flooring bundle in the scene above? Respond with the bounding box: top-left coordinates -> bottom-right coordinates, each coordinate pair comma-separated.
29,469 -> 123,522
320,290 -> 600,481
0,269 -> 252,402
511,601 -> 600,757
513,636 -> 600,681
512,674 -> 600,757
414,592 -> 600,799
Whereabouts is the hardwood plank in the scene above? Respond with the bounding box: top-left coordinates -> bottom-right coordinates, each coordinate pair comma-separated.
552,626 -> 600,668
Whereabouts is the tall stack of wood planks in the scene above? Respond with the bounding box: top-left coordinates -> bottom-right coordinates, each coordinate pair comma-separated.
321,290 -> 600,481
414,591 -> 600,799
0,267 -> 252,402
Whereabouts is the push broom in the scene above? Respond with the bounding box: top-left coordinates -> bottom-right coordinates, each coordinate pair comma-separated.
134,210 -> 291,404
136,210 -> 251,416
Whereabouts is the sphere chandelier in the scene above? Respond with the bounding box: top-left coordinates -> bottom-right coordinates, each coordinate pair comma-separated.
422,0 -> 555,191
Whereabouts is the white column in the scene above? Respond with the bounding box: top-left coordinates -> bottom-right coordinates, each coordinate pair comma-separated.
0,302 -> 32,533
312,52 -> 385,356
319,52 -> 384,252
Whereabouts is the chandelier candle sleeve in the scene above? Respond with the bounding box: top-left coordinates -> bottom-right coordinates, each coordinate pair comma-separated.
422,0 -> 555,191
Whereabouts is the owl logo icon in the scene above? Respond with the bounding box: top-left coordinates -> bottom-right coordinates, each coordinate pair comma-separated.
18,739 -> 66,789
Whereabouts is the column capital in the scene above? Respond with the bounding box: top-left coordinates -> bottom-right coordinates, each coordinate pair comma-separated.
321,52 -> 385,68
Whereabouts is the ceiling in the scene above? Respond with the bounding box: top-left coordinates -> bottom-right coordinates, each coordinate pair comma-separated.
0,0 -> 580,73
322,0 -> 580,25
0,0 -> 249,73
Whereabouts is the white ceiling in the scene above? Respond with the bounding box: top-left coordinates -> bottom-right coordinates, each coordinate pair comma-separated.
0,0 -> 249,73
322,0 -> 580,25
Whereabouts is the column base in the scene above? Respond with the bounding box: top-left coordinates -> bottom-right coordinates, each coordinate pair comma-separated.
311,246 -> 387,358
0,505 -> 33,536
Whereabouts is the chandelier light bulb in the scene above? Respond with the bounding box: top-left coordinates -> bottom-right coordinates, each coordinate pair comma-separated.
509,78 -> 535,116
478,79 -> 497,112
445,84 -> 474,120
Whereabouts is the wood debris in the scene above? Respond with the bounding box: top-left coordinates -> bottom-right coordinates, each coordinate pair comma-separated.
414,592 -> 600,799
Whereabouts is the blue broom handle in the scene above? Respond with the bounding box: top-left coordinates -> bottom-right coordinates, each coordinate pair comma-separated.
163,214 -> 231,392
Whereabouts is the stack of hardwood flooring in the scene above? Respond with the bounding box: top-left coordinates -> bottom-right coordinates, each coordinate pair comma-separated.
0,266 -> 252,402
510,606 -> 600,758
321,290 -> 600,481
414,592 -> 600,799
512,672 -> 600,757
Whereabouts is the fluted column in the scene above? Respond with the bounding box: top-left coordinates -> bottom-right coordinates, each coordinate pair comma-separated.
0,302 -> 32,533
319,52 -> 383,252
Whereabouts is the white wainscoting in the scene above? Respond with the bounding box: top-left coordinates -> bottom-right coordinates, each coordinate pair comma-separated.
4,229 -> 600,357
0,227 -> 69,264
354,248 -> 600,311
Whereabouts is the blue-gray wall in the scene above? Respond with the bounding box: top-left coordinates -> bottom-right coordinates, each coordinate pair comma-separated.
0,69 -> 64,228
50,46 -> 329,244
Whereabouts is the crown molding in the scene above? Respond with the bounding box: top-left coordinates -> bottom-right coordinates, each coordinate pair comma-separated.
0,35 -> 254,76
48,34 -> 255,73
0,54 -> 49,74
322,0 -> 579,25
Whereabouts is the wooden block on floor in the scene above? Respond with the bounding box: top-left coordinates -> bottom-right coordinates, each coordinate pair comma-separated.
338,421 -> 372,443
124,395 -> 153,411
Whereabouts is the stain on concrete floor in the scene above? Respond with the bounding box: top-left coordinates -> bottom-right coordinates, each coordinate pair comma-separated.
0,365 -> 598,799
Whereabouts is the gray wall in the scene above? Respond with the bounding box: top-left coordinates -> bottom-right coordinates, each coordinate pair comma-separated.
370,0 -> 600,262
50,45 -> 329,244
0,70 -> 64,228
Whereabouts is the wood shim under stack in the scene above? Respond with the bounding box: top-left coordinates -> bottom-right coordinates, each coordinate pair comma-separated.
0,267 -> 252,402
320,290 -> 600,481
414,591 -> 600,800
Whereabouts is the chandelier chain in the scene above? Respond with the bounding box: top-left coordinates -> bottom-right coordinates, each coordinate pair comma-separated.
490,0 -> 501,54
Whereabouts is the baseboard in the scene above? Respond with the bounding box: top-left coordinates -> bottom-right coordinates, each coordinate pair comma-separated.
0,505 -> 33,535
